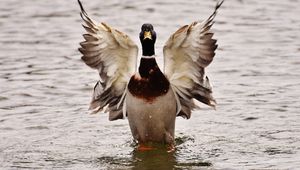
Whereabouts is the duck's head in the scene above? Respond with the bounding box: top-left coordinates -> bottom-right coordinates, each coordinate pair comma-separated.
140,23 -> 156,56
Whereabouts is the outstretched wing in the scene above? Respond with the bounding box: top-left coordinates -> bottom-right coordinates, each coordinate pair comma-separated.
163,0 -> 223,119
78,0 -> 138,120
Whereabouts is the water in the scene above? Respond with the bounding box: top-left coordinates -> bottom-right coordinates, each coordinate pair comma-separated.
0,0 -> 300,169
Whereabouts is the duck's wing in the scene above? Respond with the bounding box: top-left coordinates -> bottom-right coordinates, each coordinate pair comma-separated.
78,0 -> 138,120
163,0 -> 223,119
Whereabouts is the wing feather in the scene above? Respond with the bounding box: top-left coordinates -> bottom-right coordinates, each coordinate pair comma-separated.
78,0 -> 138,120
163,0 -> 223,119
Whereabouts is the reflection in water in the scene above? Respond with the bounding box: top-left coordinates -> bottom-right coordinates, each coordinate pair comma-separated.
132,148 -> 212,170
96,141 -> 212,169
132,147 -> 176,170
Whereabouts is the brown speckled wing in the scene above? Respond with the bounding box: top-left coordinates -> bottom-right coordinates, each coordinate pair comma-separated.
78,0 -> 138,120
163,0 -> 224,119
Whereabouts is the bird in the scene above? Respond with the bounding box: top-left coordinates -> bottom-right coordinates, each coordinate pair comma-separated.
77,0 -> 223,150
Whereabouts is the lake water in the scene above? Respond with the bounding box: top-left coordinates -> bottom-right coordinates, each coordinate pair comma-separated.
0,0 -> 300,169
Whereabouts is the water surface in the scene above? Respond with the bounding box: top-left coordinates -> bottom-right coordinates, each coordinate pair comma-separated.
0,0 -> 300,169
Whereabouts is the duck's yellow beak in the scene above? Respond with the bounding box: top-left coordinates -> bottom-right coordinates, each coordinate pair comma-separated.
143,31 -> 152,40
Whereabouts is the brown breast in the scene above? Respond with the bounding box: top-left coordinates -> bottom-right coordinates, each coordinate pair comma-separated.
128,58 -> 170,103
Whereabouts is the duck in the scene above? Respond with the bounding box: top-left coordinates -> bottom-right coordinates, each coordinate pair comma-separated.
77,0 -> 223,150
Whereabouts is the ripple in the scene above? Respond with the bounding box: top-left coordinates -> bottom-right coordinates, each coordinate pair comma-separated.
95,156 -> 133,167
264,147 -> 294,155
123,5 -> 136,10
243,117 -> 259,121
0,96 -> 9,101
0,127 -> 14,131
31,13 -> 71,18
25,126 -> 49,130
176,161 -> 212,167
175,135 -> 195,146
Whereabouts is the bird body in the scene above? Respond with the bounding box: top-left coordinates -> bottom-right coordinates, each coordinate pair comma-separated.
127,56 -> 177,144
127,82 -> 176,144
77,0 -> 223,146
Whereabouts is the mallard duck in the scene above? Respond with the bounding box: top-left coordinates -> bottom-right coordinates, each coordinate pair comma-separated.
78,0 -> 223,148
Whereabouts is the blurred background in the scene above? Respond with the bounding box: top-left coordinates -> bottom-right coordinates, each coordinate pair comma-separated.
0,0 -> 299,169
